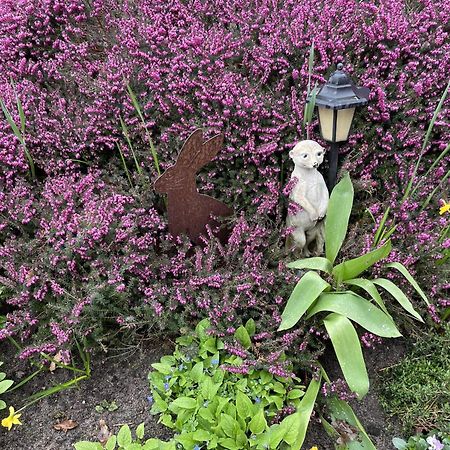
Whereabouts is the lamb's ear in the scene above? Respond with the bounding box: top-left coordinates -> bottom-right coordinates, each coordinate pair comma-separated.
190,133 -> 224,170
289,150 -> 295,158
177,129 -> 204,168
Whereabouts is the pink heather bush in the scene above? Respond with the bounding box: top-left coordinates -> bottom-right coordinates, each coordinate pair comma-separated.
0,167 -> 308,365
0,0 -> 449,359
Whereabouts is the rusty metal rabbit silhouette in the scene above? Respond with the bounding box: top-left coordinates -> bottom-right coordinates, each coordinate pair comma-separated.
154,129 -> 233,245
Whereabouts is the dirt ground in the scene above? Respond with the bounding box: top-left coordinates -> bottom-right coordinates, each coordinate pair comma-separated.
0,337 -> 404,450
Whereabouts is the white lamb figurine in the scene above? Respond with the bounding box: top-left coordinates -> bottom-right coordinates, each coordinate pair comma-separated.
286,140 -> 329,257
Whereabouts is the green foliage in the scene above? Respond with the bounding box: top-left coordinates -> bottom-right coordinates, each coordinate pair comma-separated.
95,400 -> 119,413
148,318 -> 320,449
403,80 -> 450,202
393,431 -> 450,450
125,82 -> 161,176
0,361 -> 14,410
279,174 -> 428,398
321,394 -> 377,450
74,423 -> 176,450
379,327 -> 450,432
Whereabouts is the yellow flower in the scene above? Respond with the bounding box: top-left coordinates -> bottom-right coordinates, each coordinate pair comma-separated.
1,406 -> 22,431
440,200 -> 450,215
310,447 -> 319,450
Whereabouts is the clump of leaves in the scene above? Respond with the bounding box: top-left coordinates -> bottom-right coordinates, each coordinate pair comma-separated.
379,326 -> 450,433
95,400 -> 119,413
73,423 -> 176,450
393,430 -> 450,450
148,318 -> 322,450
0,361 -> 14,411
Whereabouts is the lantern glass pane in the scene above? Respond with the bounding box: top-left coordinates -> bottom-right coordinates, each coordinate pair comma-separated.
335,108 -> 355,142
318,107 -> 335,142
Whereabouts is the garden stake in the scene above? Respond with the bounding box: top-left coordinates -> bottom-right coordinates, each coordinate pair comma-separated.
154,129 -> 233,245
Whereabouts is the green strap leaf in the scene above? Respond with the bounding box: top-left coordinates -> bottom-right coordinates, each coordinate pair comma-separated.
373,278 -> 424,322
344,278 -> 391,317
386,262 -> 429,305
0,98 -> 25,145
324,313 -> 369,398
332,240 -> 392,282
372,206 -> 391,247
278,272 -> 330,331
0,97 -> 36,180
287,257 -> 333,274
307,292 -> 401,337
403,79 -> 450,201
281,375 -> 321,449
325,173 -> 354,264
326,397 -> 377,449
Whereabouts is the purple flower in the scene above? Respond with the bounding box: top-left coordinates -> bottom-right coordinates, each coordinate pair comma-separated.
426,435 -> 444,450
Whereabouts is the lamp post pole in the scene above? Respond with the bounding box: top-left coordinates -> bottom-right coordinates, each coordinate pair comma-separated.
328,142 -> 340,191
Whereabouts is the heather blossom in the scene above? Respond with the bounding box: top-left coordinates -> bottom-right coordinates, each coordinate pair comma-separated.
0,0 -> 448,371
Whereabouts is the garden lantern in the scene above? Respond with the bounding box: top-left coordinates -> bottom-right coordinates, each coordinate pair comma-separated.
312,62 -> 370,190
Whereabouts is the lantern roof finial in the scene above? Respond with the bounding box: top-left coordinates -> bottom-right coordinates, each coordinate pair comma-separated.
313,62 -> 369,110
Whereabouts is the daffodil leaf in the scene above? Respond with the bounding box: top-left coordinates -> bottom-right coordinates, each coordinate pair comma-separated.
386,262 -> 429,305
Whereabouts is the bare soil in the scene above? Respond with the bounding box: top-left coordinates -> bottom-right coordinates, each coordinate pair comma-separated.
0,338 -> 405,450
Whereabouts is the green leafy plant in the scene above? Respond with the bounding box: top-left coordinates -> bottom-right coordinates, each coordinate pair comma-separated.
95,400 -> 119,413
379,326 -> 450,432
278,173 -> 429,398
74,422 -> 176,450
125,82 -> 161,176
393,431 -> 450,450
316,369 -> 377,450
148,318 -> 321,449
23,340 -> 91,407
0,361 -> 14,411
403,79 -> 450,202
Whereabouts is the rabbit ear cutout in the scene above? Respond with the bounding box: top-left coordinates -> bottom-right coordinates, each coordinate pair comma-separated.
177,128 -> 204,168
191,133 -> 224,170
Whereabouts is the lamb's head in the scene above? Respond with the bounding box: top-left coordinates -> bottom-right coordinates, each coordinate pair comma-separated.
289,140 -> 325,169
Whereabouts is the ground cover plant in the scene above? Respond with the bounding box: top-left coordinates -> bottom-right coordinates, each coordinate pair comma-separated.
393,431 -> 450,450
146,318 -> 318,449
379,325 -> 450,434
0,0 -> 449,447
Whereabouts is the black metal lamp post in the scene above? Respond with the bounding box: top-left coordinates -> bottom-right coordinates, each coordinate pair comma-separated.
312,63 -> 370,190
